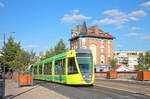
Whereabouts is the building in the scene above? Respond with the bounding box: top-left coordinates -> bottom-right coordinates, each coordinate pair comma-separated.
69,22 -> 115,67
115,65 -> 130,72
114,51 -> 145,70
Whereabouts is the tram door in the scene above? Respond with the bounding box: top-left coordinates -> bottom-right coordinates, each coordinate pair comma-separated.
55,59 -> 64,82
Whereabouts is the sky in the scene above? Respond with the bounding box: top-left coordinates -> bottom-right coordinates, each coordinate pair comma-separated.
0,0 -> 150,55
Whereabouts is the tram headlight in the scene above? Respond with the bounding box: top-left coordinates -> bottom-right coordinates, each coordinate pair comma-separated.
89,74 -> 92,78
83,75 -> 86,79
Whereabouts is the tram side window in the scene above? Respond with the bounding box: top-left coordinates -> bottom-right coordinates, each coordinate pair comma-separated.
39,65 -> 43,74
55,59 -> 65,75
47,62 -> 52,75
34,66 -> 37,74
44,63 -> 48,74
68,57 -> 78,74
62,59 -> 66,75
55,60 -> 60,75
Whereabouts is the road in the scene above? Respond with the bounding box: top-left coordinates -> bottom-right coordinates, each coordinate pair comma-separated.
33,80 -> 150,99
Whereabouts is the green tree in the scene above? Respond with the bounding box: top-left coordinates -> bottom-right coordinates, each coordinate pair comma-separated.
54,39 -> 67,54
42,39 -> 67,60
136,51 -> 150,71
11,49 -> 29,71
0,37 -> 21,72
0,37 -> 36,72
109,58 -> 118,71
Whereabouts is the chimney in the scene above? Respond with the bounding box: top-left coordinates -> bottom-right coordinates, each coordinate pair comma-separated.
76,25 -> 82,32
93,25 -> 99,34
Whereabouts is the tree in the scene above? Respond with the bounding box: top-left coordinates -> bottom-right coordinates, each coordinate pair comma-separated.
54,39 -> 67,55
42,39 -> 67,60
109,58 -> 118,71
0,37 -> 21,72
0,37 -> 36,72
135,51 -> 150,71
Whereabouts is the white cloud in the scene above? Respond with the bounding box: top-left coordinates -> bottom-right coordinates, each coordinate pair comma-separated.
128,17 -> 139,21
61,9 -> 91,24
128,10 -> 147,17
0,2 -> 5,7
103,9 -> 125,16
129,27 -> 141,31
93,18 -> 117,25
93,9 -> 147,28
141,1 -> 150,8
25,45 -> 38,49
93,16 -> 128,26
127,33 -> 142,37
72,9 -> 79,14
141,36 -> 150,40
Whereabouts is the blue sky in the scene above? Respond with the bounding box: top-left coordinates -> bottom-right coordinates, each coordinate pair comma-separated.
0,0 -> 150,55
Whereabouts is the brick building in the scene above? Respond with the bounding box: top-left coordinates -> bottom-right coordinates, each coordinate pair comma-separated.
69,22 -> 115,67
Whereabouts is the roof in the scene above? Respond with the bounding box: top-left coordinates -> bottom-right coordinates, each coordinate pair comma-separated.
70,22 -> 115,41
87,33 -> 115,39
88,27 -> 104,33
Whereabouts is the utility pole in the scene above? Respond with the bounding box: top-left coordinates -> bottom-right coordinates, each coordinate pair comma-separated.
2,32 -> 15,99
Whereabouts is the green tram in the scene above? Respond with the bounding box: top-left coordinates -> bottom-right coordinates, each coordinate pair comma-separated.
31,49 -> 95,85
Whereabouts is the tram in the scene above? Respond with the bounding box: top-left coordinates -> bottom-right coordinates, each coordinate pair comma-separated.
31,49 -> 95,85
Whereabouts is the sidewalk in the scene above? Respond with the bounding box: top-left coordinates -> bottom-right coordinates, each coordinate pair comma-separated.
5,79 -> 69,99
96,77 -> 150,86
95,78 -> 150,97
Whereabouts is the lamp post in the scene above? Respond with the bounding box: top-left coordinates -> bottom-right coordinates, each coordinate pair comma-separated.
3,32 -> 15,78
2,32 -> 15,98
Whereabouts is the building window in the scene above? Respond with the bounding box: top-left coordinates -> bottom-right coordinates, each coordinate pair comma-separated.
90,44 -> 97,64
82,38 -> 86,49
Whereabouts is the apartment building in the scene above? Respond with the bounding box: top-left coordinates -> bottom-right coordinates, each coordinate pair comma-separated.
69,22 -> 115,66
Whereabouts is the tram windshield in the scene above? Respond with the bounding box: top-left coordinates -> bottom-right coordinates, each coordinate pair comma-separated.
77,53 -> 92,73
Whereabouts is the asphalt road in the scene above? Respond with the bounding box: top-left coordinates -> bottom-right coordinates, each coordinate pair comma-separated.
33,80 -> 150,99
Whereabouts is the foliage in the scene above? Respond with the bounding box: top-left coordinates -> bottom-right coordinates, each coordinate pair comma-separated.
135,51 -> 150,71
0,37 -> 21,72
41,39 -> 67,60
109,58 -> 118,71
0,37 -> 36,72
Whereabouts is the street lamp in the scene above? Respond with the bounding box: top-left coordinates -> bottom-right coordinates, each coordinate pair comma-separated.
3,32 -> 15,78
2,31 -> 15,99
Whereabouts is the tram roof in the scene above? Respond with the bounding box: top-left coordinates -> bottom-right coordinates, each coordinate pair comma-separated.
32,51 -> 67,66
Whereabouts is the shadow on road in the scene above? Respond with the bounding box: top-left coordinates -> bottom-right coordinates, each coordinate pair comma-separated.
5,86 -> 38,99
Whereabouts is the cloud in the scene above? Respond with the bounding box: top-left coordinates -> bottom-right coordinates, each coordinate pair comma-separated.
127,33 -> 142,37
25,45 -> 38,49
93,9 -> 147,28
128,17 -> 139,21
0,2 -> 5,7
103,9 -> 125,16
141,36 -> 150,40
72,9 -> 79,14
141,1 -> 150,8
128,10 -> 147,17
129,27 -> 141,31
60,9 -> 91,24
93,18 -> 117,25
